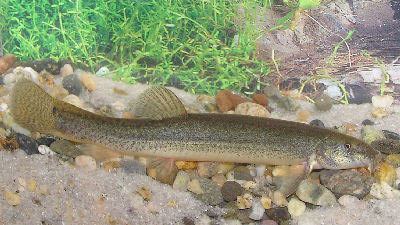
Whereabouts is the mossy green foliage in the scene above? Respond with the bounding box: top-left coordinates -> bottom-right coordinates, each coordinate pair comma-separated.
1,0 -> 269,94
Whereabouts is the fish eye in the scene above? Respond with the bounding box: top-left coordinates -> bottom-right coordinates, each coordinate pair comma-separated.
344,143 -> 351,149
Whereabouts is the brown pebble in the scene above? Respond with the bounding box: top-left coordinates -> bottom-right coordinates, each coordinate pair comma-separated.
297,110 -> 311,123
136,186 -> 152,201
59,64 -> 74,77
175,161 -> 197,170
216,90 -> 248,112
80,72 -> 96,92
112,87 -> 128,95
252,93 -> 268,107
4,191 -> 21,206
0,54 -> 17,74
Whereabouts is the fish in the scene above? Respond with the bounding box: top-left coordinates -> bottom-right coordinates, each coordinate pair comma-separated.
10,78 -> 381,173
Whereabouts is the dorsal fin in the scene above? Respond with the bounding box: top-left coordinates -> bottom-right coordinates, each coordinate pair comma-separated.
133,86 -> 187,120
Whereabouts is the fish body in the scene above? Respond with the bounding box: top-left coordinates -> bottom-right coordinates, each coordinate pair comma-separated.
10,79 -> 381,171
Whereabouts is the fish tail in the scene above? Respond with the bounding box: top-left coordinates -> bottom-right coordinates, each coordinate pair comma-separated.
10,79 -> 57,133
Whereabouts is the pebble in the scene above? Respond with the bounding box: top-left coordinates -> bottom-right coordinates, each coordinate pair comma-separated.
19,67 -> 39,83
272,191 -> 288,206
249,199 -> 265,220
173,171 -> 190,191
369,182 -> 400,199
0,54 -> 17,74
216,90 -> 249,112
320,170 -> 374,198
265,207 -> 290,224
324,85 -> 342,100
221,181 -> 244,202
233,166 -> 254,181
261,220 -> 278,225
197,162 -> 219,178
80,72 -> 96,92
63,94 -> 84,108
235,102 -> 270,117
296,179 -> 337,206
38,145 -> 55,155
374,162 -> 397,187
4,191 -> 21,206
309,119 -> 325,128
175,161 -> 197,170
338,195 -> 360,206
371,95 -> 394,108
382,130 -> 400,140
276,96 -> 299,111
49,140 -> 82,158
236,193 -> 253,209
263,85 -> 281,98
60,64 -> 74,76
188,179 -> 203,194
102,160 -> 121,172
222,219 -> 242,225
252,93 -> 268,107
255,165 -> 266,178
361,125 -> 385,144
260,195 -> 272,209
75,155 -> 97,171
197,95 -> 217,112
36,136 -> 56,147
385,154 -> 400,167
194,178 -> 223,206
95,66 -> 110,76
120,159 -> 146,175
49,85 -> 69,99
19,59 -> 61,74
16,133 -> 39,155
371,107 -> 389,118
3,73 -> 16,84
216,163 -> 235,175
211,174 -> 226,188
371,139 -> 400,154
62,74 -> 83,96
136,186 -> 152,201
288,197 -> 306,217
27,179 -> 37,192
146,158 -> 178,185
345,84 -> 372,104
297,110 -> 310,123
362,119 -> 374,126
314,94 -> 332,111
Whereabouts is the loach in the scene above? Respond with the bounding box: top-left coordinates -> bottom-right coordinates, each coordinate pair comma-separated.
10,79 -> 381,173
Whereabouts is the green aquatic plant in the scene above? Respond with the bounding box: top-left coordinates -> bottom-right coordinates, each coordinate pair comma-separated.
1,0 -> 269,95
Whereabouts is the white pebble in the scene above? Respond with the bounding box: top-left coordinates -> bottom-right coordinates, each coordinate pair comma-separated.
195,215 -> 211,225
324,85 -> 343,100
288,197 -> 306,217
255,165 -> 266,177
249,199 -> 265,220
3,73 -> 16,84
369,182 -> 400,199
0,103 -> 8,112
338,195 -> 360,206
223,219 -> 242,225
23,67 -> 39,83
372,95 -> 394,108
358,67 -> 383,83
75,155 -> 97,171
38,145 -> 55,155
396,167 -> 400,179
96,66 -> 110,76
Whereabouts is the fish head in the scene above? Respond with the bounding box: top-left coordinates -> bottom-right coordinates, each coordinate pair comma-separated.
315,136 -> 382,171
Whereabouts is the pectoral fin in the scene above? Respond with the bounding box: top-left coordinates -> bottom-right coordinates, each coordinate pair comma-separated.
272,164 -> 307,196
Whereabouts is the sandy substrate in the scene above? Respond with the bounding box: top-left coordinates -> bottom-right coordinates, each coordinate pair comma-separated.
0,151 -> 218,225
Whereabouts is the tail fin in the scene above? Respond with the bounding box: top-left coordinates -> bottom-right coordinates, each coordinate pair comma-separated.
10,79 -> 56,133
